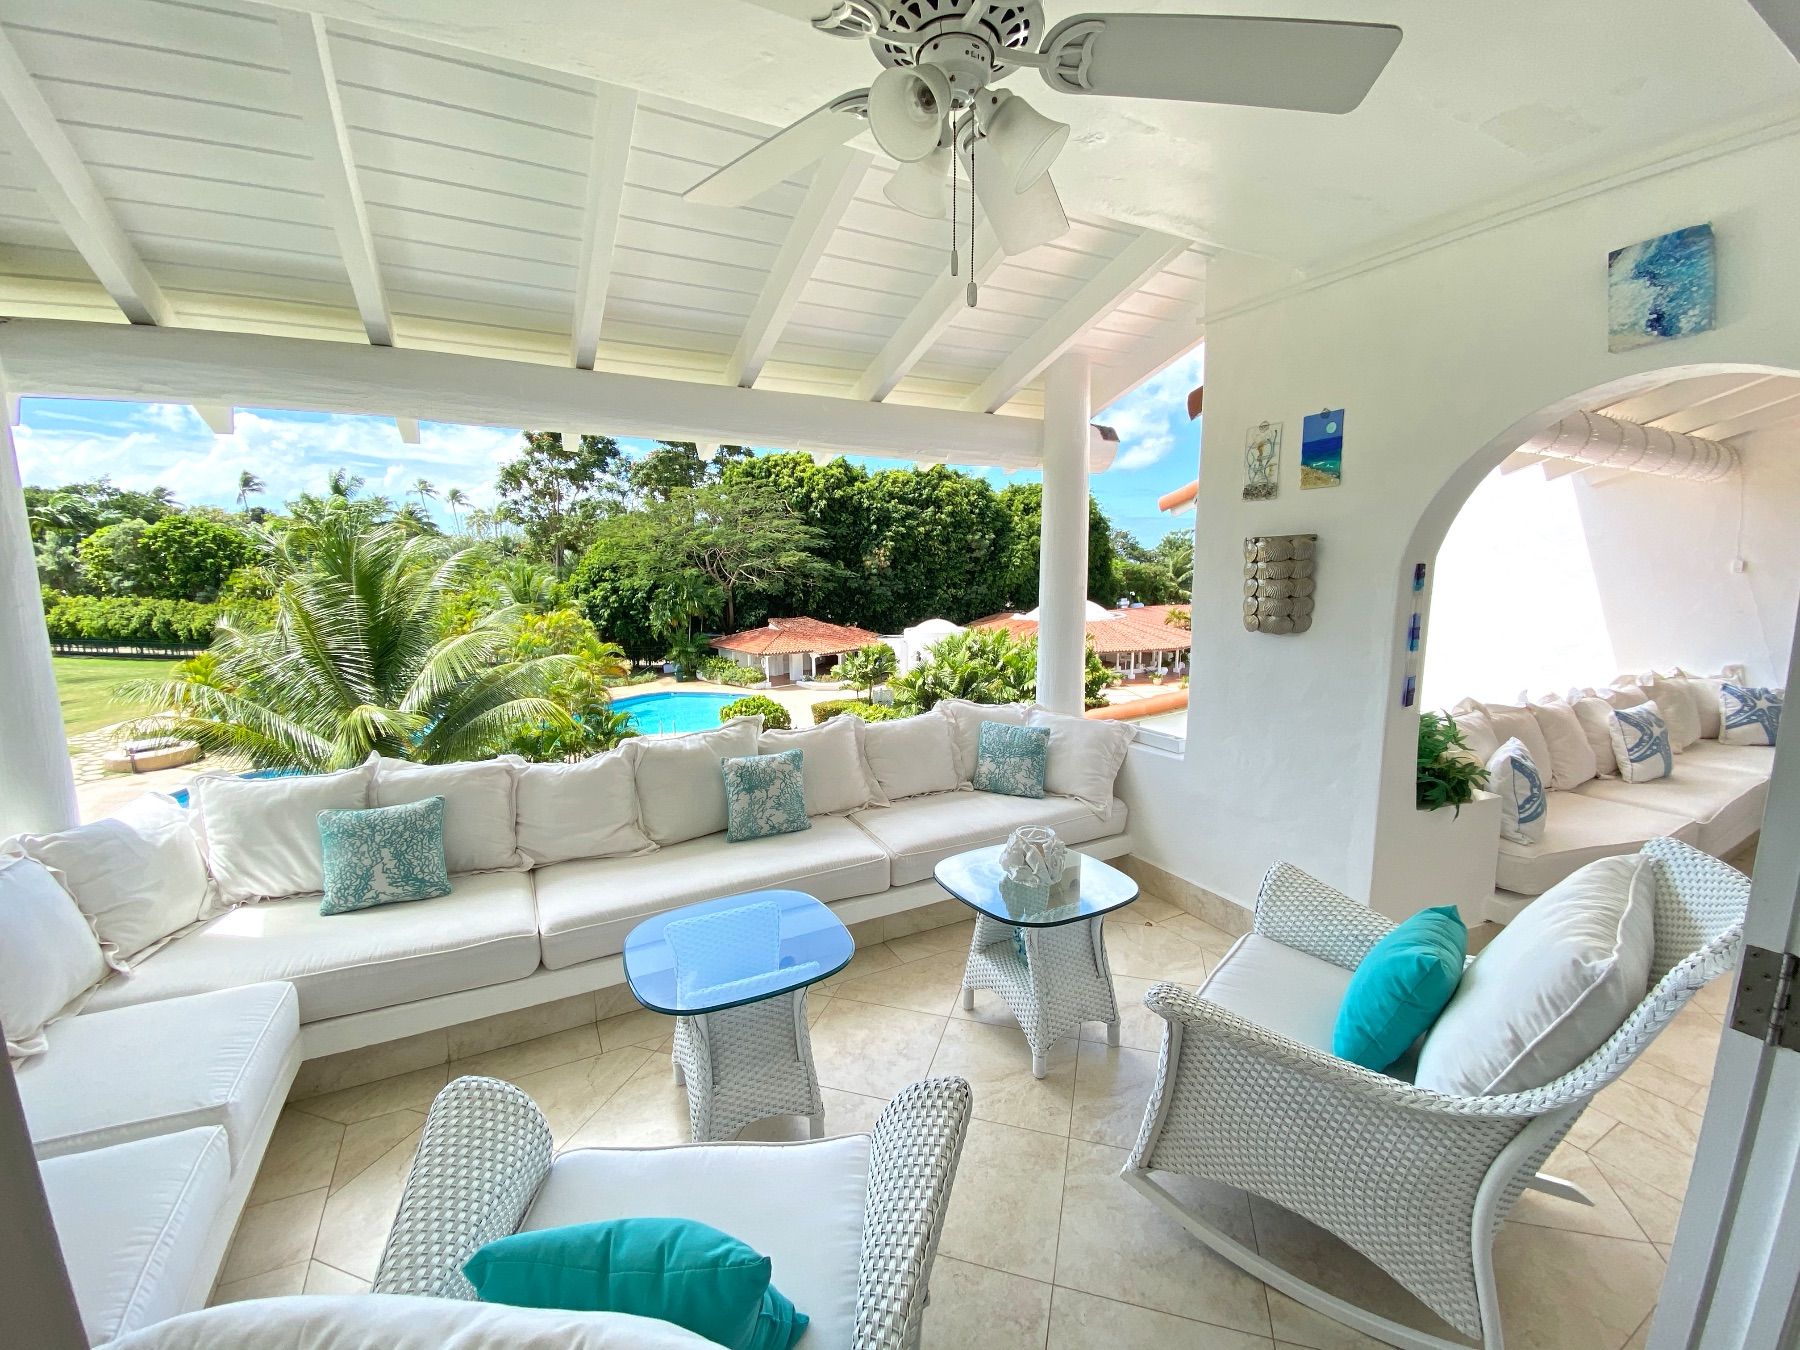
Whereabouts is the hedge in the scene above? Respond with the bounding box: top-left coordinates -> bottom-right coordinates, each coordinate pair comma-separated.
811,699 -> 906,725
699,656 -> 762,688
41,593 -> 219,647
720,694 -> 791,730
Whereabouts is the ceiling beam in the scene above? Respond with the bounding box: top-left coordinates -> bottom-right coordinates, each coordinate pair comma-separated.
853,224 -> 1003,403
192,402 -> 235,435
0,30 -> 171,326
1499,450 -> 1543,474
962,230 -> 1188,414
725,145 -> 870,389
394,416 -> 420,444
1091,298 -> 1205,413
572,83 -> 636,370
277,12 -> 392,346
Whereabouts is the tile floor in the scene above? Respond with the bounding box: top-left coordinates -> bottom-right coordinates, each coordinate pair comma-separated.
212,891 -> 1728,1350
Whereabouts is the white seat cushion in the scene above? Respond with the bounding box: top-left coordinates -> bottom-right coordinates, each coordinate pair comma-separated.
860,713 -> 960,799
850,791 -> 1127,886
1198,934 -> 1353,1054
1027,707 -> 1134,811
633,718 -> 762,845
372,755 -> 525,874
194,765 -> 372,903
524,1134 -> 872,1350
42,1126 -> 232,1345
759,716 -> 885,816
1679,739 -> 1776,776
514,746 -> 654,866
1575,760 -> 1768,856
1496,791 -> 1697,896
0,855 -> 107,1060
83,872 -> 540,1022
18,983 -> 299,1168
534,818 -> 890,970
935,699 -> 1032,783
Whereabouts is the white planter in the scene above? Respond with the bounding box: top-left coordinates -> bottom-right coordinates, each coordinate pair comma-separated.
1371,789 -> 1501,924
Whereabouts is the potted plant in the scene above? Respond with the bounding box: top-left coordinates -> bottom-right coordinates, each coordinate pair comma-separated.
1417,710 -> 1489,813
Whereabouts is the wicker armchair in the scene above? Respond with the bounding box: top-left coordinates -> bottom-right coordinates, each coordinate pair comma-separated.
1122,837 -> 1746,1350
373,1073 -> 972,1350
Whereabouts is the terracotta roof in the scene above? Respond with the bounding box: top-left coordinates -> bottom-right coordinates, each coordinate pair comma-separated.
1158,480 -> 1197,512
710,617 -> 880,657
969,607 -> 1192,655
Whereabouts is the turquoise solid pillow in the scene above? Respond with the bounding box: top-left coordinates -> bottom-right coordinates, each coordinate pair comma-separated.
1332,905 -> 1468,1072
463,1218 -> 808,1350
317,795 -> 451,916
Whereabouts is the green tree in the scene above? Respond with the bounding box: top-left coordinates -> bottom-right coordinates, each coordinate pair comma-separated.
720,452 -> 873,623
411,478 -> 437,512
444,487 -> 470,531
1110,528 -> 1152,564
136,514 -> 260,601
860,466 -> 1011,629
236,472 -> 265,513
77,519 -> 154,596
627,441 -> 749,504
720,694 -> 790,729
568,541 -> 663,661
995,482 -> 1121,609
891,626 -> 1110,712
1116,558 -> 1183,605
495,431 -> 626,570
835,642 -> 897,700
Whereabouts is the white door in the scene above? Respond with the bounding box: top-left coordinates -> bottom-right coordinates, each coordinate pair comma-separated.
1652,616 -> 1800,1348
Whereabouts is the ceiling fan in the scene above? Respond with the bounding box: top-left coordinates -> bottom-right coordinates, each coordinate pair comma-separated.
686,1 -> 1401,271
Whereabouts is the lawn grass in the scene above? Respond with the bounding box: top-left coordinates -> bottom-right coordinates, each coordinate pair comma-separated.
53,655 -> 184,737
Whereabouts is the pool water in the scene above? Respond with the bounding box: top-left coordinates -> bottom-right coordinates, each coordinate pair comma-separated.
613,690 -> 745,736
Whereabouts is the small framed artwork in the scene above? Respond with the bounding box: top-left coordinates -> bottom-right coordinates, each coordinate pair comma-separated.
1243,421 -> 1281,500
1300,408 -> 1344,490
1607,223 -> 1715,353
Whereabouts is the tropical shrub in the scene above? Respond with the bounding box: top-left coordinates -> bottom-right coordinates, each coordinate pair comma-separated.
891,628 -> 1112,712
1417,711 -> 1490,813
42,594 -> 220,647
834,643 -> 897,700
700,655 -> 762,687
721,694 -> 790,729
136,514 -> 260,601
811,698 -> 905,725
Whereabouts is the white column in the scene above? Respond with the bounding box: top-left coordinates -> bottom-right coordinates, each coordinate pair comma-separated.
0,416 -> 77,835
1036,351 -> 1091,714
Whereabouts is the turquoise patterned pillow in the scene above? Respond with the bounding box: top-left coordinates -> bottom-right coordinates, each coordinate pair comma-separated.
723,749 -> 812,843
972,722 -> 1049,799
317,796 -> 452,916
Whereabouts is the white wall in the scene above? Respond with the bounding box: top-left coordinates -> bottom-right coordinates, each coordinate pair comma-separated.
1126,126 -> 1800,912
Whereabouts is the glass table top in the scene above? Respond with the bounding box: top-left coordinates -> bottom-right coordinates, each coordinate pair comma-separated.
622,888 -> 853,1016
933,846 -> 1139,927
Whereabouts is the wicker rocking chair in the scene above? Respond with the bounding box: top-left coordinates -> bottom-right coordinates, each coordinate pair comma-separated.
1121,837 -> 1747,1350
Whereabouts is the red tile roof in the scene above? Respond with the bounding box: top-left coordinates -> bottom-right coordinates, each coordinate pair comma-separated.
710,617 -> 881,657
970,607 -> 1192,655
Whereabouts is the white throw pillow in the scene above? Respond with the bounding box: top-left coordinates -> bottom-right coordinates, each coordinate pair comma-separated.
632,717 -> 761,845
861,713 -> 960,800
1482,703 -> 1554,787
1448,699 -> 1502,764
0,856 -> 106,1060
194,765 -> 372,903
373,755 -> 524,873
1416,853 -> 1656,1096
4,793 -> 210,970
1485,738 -> 1547,846
1026,707 -> 1134,811
760,716 -> 886,816
515,746 -> 654,865
1608,701 -> 1674,783
1526,696 -> 1597,790
1568,692 -> 1620,776
1674,669 -> 1725,738
1642,675 -> 1701,751
934,698 -> 1032,783
1718,682 -> 1784,746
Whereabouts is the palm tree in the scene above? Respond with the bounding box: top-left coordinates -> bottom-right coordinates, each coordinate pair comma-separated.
123,517 -> 576,770
235,471 -> 265,513
412,478 -> 437,513
326,468 -> 364,499
444,487 -> 470,531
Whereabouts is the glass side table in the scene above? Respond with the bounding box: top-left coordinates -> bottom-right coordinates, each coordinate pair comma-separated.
934,846 -> 1139,1078
622,888 -> 851,1142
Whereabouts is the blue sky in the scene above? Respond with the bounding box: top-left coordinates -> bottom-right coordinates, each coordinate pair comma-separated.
11,347 -> 1201,549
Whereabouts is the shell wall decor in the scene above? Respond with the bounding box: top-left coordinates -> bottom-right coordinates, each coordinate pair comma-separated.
1244,534 -> 1317,634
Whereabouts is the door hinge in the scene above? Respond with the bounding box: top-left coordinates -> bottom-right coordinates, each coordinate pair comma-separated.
1730,944 -> 1800,1051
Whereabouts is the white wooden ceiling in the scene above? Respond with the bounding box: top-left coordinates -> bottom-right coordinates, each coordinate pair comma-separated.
1596,373 -> 1800,444
0,0 -> 1207,423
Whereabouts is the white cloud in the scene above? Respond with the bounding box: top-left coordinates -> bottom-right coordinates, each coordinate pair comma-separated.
1111,433 -> 1176,472
1094,346 -> 1204,478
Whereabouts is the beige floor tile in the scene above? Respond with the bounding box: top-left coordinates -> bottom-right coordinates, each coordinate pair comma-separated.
1566,1105 -> 1619,1152
1491,1223 -> 1665,1350
219,1188 -> 328,1285
305,1260 -> 370,1294
248,1107 -> 344,1204
210,1259 -> 308,1305
332,1108 -> 427,1193
1685,1080 -> 1710,1113
819,942 -> 904,989
1056,1140 -> 1270,1336
444,993 -> 597,1060
290,1030 -> 446,1100
1590,1122 -> 1695,1202
919,1256 -> 1053,1350
938,1117 -> 1069,1282
1592,1157 -> 1686,1245
1101,922 -> 1211,985
597,1007 -> 677,1053
1508,1145 -> 1651,1242
450,1023 -> 602,1081
1048,1286 -> 1276,1349
1635,1007 -> 1723,1088
1070,1042 -> 1158,1151
832,949 -> 970,1017
810,997 -> 947,1098
1691,974 -> 1731,1019
885,900 -> 969,940
290,1064 -> 449,1126
1623,1312 -> 1654,1350
510,1047 -> 650,1145
563,1054 -> 692,1149
1595,1079 -> 1705,1153
888,919 -> 976,964
1158,913 -> 1241,962
1079,975 -> 1167,1053
313,1124 -> 425,1280
1264,1291 -> 1391,1350
929,1016 -> 1077,1136
1109,894 -> 1181,926
1622,1058 -> 1711,1108
735,1085 -> 889,1141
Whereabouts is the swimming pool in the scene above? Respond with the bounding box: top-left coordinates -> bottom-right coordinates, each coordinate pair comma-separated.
612,690 -> 745,736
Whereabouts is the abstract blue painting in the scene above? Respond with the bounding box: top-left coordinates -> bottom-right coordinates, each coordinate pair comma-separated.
1608,223 -> 1715,353
1300,408 -> 1344,489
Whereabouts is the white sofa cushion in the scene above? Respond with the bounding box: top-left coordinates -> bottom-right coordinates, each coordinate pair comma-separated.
373,755 -> 524,873
1417,854 -> 1655,1096
4,793 -> 211,971
1674,669 -> 1727,738
1527,696 -> 1598,790
106,1297 -> 724,1350
1576,755 -> 1769,857
1448,699 -> 1502,764
935,699 -> 1032,783
1496,791 -> 1697,896
850,790 -> 1126,886
1027,707 -> 1134,811
632,717 -> 761,845
534,817 -> 889,969
1199,933 -> 1352,1053
42,1126 -> 232,1345
0,855 -> 106,1060
195,765 -> 372,903
524,1134 -> 872,1350
1486,738 -> 1547,846
1642,675 -> 1702,751
1482,702 -> 1554,785
18,982 -> 299,1168
861,713 -> 960,800
760,716 -> 886,816
514,746 -> 653,866
1569,694 -> 1623,777
1608,701 -> 1674,783
1719,682 -> 1783,746
83,871 -> 540,1022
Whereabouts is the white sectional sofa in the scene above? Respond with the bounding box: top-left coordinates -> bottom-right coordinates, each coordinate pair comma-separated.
4,700 -> 1133,1343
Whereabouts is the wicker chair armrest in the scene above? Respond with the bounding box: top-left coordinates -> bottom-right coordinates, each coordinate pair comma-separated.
372,1075 -> 553,1299
855,1076 -> 973,1350
1251,862 -> 1396,970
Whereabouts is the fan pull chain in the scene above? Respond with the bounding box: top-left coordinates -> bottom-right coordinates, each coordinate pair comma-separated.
949,138 -> 959,279
965,137 -> 978,309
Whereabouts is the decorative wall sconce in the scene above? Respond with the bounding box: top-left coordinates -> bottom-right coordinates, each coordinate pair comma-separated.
1243,534 -> 1317,634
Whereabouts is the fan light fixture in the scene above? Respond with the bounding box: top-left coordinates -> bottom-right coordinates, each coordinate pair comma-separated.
868,64 -> 952,163
884,146 -> 953,218
976,90 -> 1069,192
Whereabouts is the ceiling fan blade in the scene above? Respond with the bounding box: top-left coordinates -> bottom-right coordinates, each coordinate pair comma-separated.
1038,14 -> 1402,114
975,165 -> 1069,255
684,92 -> 868,207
